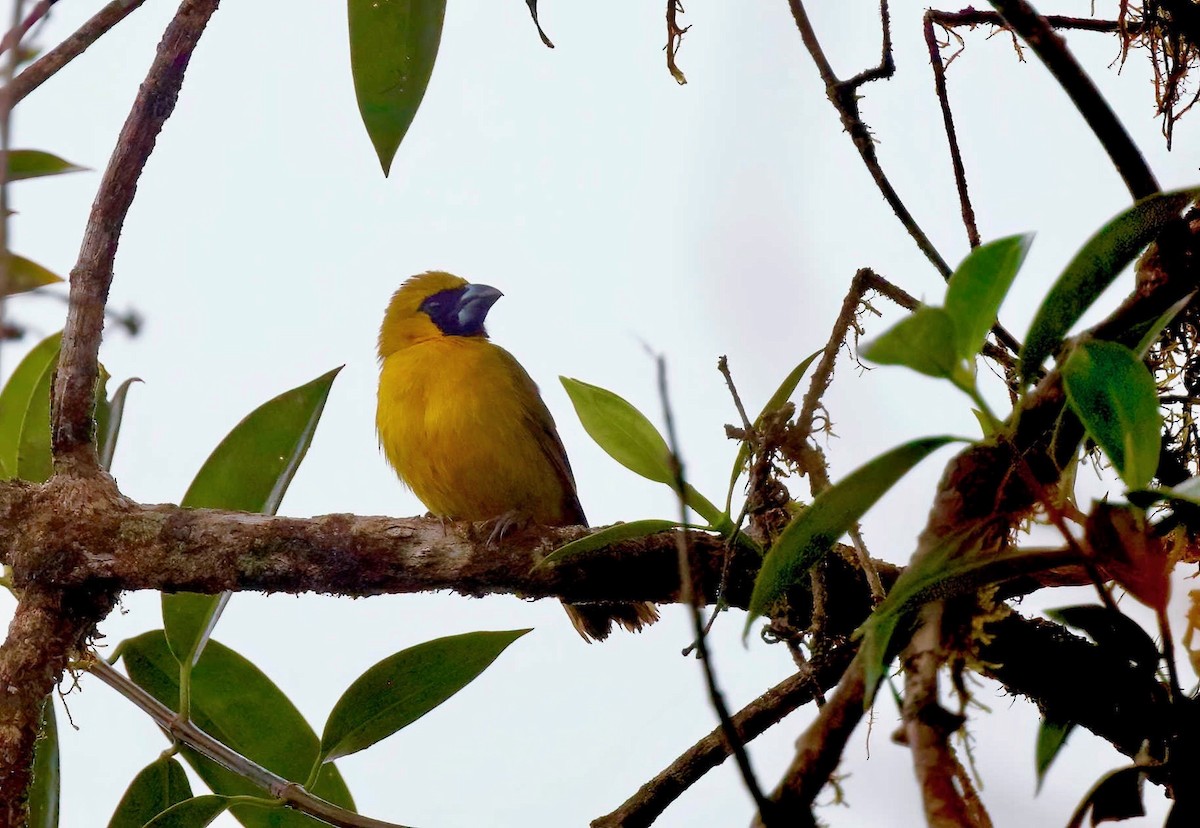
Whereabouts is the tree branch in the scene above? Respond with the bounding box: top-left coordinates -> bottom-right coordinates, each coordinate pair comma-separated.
51,0 -> 220,474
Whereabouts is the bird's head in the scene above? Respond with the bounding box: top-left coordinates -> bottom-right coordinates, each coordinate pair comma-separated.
377,271 -> 504,359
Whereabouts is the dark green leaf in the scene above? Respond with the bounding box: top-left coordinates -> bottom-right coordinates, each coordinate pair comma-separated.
539,520 -> 681,567
1066,766 -> 1145,828
560,377 -> 723,524
523,0 -> 554,47
0,332 -> 60,479
745,436 -> 960,632
120,631 -> 354,828
1133,291 -> 1193,358
27,697 -> 57,828
1062,341 -> 1161,489
15,335 -> 59,484
96,377 -> 141,473
348,0 -> 447,175
943,233 -> 1034,360
320,629 -> 530,763
1021,187 -> 1200,383
1046,604 -> 1161,678
860,307 -> 960,380
726,350 -> 822,513
164,368 -> 340,668
142,796 -> 229,828
7,150 -> 87,182
106,757 -> 192,828
5,255 -> 63,296
1035,716 -> 1074,793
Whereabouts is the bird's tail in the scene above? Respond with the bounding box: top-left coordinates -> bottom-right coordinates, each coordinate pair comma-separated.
562,601 -> 660,642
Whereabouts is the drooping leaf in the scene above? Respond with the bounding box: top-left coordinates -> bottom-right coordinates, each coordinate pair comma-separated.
943,233 -> 1034,360
27,697 -> 57,828
744,436 -> 960,632
1133,291 -> 1194,358
1084,504 -> 1170,611
1062,341 -> 1160,490
164,368 -> 341,669
96,377 -> 141,473
726,350 -> 822,513
120,631 -> 354,828
539,519 -> 682,567
5,254 -> 63,296
0,332 -> 61,479
560,376 -> 723,524
523,0 -> 554,47
347,0 -> 447,175
141,796 -> 229,828
15,341 -> 58,484
1035,716 -> 1074,793
1046,604 -> 1161,679
860,307 -> 960,380
6,150 -> 87,182
1021,187 -> 1200,383
1066,766 -> 1146,828
319,629 -> 530,764
106,756 -> 192,828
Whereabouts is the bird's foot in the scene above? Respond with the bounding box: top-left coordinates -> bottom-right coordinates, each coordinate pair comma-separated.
482,510 -> 529,548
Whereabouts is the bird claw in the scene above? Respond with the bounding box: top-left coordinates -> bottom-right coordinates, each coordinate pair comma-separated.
483,511 -> 527,548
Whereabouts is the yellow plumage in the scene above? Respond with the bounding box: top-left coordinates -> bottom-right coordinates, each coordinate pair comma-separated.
376,271 -> 657,640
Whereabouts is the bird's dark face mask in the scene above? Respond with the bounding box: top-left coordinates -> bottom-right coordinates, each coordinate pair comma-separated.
419,283 -> 503,337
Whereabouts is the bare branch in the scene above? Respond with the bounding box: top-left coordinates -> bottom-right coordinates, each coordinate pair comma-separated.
51,0 -> 221,474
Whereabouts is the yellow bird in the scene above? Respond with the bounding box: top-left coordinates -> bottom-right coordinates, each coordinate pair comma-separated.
376,271 -> 659,641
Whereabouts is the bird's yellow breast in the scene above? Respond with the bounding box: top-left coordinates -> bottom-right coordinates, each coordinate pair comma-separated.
376,336 -> 581,524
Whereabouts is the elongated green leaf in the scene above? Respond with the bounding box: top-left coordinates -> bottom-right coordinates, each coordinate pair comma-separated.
142,796 -> 229,828
320,629 -> 530,764
120,631 -> 354,828
164,368 -> 341,668
1134,291 -> 1193,358
96,377 -> 141,473
860,307 -> 960,380
1062,341 -> 1160,489
745,436 -> 960,632
944,233 -> 1034,360
539,520 -> 682,567
1021,187 -> 1200,383
726,350 -> 822,512
27,697 -> 57,828
560,376 -> 723,524
1035,716 -> 1074,793
106,757 -> 192,828
348,0 -> 447,175
0,332 -> 61,479
5,255 -> 63,296
15,342 -> 58,484
7,150 -> 87,182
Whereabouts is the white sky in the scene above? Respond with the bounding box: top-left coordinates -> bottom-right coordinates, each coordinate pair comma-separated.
1,1 -> 1195,825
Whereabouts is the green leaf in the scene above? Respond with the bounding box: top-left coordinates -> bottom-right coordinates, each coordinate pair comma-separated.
726,350 -> 822,513
27,697 -> 57,828
1021,187 -> 1200,383
1035,716 -> 1074,793
7,150 -> 87,182
15,335 -> 60,483
1067,766 -> 1146,828
96,377 -> 141,473
744,436 -> 960,632
319,629 -> 530,764
1133,291 -> 1193,359
1045,604 -> 1161,678
348,0 -> 447,176
164,368 -> 341,668
142,796 -> 229,828
943,233 -> 1034,360
0,332 -> 61,480
120,631 -> 354,827
560,376 -> 724,525
1062,341 -> 1161,489
860,307 -> 960,380
539,519 -> 682,567
106,757 -> 192,828
5,255 -> 63,296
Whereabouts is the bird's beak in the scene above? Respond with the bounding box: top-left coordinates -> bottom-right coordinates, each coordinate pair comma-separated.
455,283 -> 503,331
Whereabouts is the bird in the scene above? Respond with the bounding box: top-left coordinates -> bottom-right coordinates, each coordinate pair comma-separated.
375,271 -> 659,641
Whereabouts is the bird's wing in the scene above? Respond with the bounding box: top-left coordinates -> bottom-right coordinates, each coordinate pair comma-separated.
513,365 -> 588,527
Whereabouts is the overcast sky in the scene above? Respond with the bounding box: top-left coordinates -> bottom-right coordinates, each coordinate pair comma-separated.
1,1 -> 1195,825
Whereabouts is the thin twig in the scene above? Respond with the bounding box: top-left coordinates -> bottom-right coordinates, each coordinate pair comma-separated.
655,356 -> 774,824
988,0 -> 1158,200
5,0 -> 149,106
87,658 -> 413,828
665,0 -> 688,85
50,0 -> 220,474
0,0 -> 50,57
0,0 -> 26,373
591,644 -> 855,828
